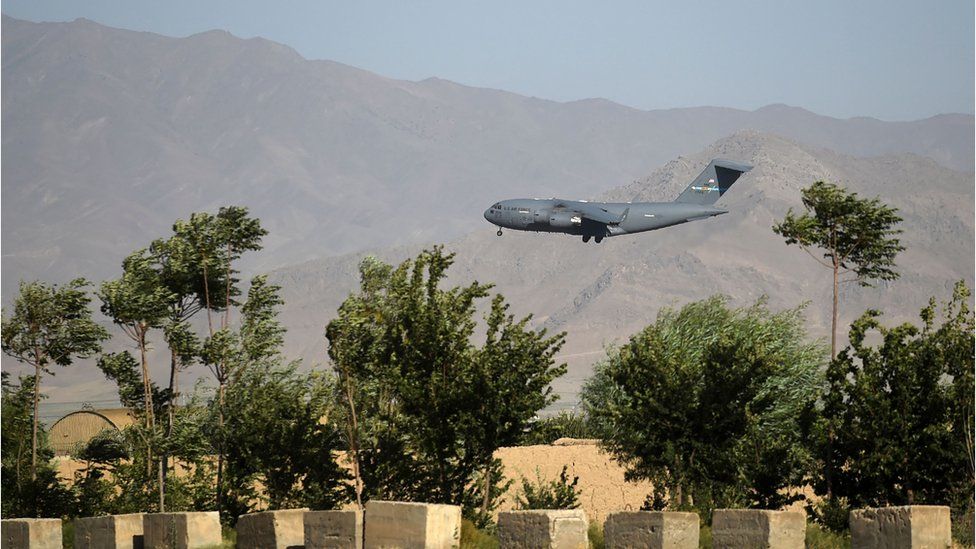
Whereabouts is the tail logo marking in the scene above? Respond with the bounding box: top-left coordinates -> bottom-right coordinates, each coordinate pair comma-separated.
691,178 -> 720,193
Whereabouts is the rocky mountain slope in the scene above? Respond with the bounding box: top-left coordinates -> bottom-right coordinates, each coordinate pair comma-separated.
3,15 -> 972,302
14,130 -> 974,408
270,131 -> 974,404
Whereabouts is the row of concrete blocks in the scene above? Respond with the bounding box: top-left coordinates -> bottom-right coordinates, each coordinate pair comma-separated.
1,503 -> 954,548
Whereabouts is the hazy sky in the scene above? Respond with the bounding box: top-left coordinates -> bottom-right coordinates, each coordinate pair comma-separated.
3,0 -> 973,121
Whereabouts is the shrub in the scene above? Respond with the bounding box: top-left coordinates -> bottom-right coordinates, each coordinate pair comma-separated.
515,465 -> 581,510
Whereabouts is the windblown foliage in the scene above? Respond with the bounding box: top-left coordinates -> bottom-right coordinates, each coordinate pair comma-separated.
326,247 -> 566,523
583,296 -> 825,513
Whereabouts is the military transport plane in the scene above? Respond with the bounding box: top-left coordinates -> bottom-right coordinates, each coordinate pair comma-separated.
484,159 -> 752,243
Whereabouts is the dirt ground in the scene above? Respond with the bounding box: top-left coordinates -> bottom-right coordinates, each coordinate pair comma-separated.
494,439 -> 652,522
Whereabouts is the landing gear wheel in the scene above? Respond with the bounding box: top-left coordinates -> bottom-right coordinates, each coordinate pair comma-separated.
595,236 -> 604,244
582,235 -> 591,243
496,229 -> 503,237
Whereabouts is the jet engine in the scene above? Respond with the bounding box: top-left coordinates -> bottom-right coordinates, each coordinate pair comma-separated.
549,211 -> 583,228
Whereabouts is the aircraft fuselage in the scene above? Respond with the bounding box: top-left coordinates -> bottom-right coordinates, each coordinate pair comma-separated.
484,158 -> 752,243
484,199 -> 727,239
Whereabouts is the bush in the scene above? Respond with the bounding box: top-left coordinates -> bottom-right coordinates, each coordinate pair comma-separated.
515,465 -> 581,510
698,524 -> 711,549
805,523 -> 851,549
519,411 -> 599,445
806,496 -> 851,533
461,518 -> 498,549
952,505 -> 974,548
587,520 -> 604,549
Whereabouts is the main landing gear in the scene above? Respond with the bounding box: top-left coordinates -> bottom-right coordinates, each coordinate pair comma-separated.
496,229 -> 503,237
581,235 -> 604,243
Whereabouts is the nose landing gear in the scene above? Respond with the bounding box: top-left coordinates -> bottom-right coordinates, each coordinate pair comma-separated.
496,229 -> 503,237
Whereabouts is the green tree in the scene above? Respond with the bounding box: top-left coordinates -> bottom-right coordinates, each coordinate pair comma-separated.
221,362 -> 351,518
205,274 -> 350,521
149,231 -> 208,506
1,373 -> 76,518
100,251 -> 175,431
773,181 -> 903,359
99,249 -> 176,508
582,296 -> 824,513
2,278 -> 109,481
176,206 -> 266,516
813,282 -> 974,518
326,248 -> 566,520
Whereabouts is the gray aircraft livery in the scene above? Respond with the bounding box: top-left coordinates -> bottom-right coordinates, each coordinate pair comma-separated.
484,159 -> 752,243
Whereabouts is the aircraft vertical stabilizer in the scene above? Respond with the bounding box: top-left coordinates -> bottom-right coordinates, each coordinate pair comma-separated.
674,160 -> 753,206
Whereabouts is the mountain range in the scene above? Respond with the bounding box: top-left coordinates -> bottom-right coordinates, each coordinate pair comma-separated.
1,16 -> 972,407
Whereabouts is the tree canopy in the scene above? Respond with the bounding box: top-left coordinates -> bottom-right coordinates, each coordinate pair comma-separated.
814,282 -> 974,518
773,181 -> 903,358
582,296 -> 825,513
326,247 -> 566,521
2,278 -> 108,483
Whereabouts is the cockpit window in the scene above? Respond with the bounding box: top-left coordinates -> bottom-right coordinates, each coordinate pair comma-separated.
493,203 -> 501,209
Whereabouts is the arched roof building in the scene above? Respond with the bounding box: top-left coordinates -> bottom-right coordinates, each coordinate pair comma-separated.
49,408 -> 135,456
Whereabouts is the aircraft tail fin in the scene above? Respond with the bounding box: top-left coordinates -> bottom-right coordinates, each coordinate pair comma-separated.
674,159 -> 753,206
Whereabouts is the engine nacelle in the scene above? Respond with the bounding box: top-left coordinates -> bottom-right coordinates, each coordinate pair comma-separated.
549,211 -> 583,228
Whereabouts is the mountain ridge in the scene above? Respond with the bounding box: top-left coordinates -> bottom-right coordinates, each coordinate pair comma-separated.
1,16 -> 972,406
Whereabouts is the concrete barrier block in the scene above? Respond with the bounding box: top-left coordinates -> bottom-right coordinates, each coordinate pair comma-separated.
143,512 -> 221,549
1,518 -> 63,549
497,509 -> 589,549
850,505 -> 951,548
364,501 -> 460,549
75,513 -> 144,549
604,511 -> 698,549
712,509 -> 805,549
305,510 -> 363,549
236,508 -> 308,549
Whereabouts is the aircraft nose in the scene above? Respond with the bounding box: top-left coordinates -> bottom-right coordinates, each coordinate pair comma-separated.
483,208 -> 492,221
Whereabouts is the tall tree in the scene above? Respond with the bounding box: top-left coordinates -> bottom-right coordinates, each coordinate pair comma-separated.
178,207 -> 266,516
99,249 -> 176,509
582,296 -> 824,513
773,181 -> 903,359
326,248 -> 566,520
2,278 -> 108,480
149,232 -> 210,510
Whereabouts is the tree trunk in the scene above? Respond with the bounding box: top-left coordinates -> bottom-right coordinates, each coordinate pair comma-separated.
480,459 -> 492,518
343,374 -> 364,510
161,348 -> 180,513
202,253 -> 214,337
31,359 -> 40,482
139,325 -> 155,427
831,259 -> 839,360
216,380 -> 226,516
158,459 -> 165,512
137,325 -> 157,493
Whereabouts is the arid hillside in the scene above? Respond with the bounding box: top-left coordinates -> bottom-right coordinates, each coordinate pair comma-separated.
3,15 -> 972,301
269,131 -> 974,403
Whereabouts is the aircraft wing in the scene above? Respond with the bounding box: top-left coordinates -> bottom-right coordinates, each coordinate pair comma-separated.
554,200 -> 625,225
